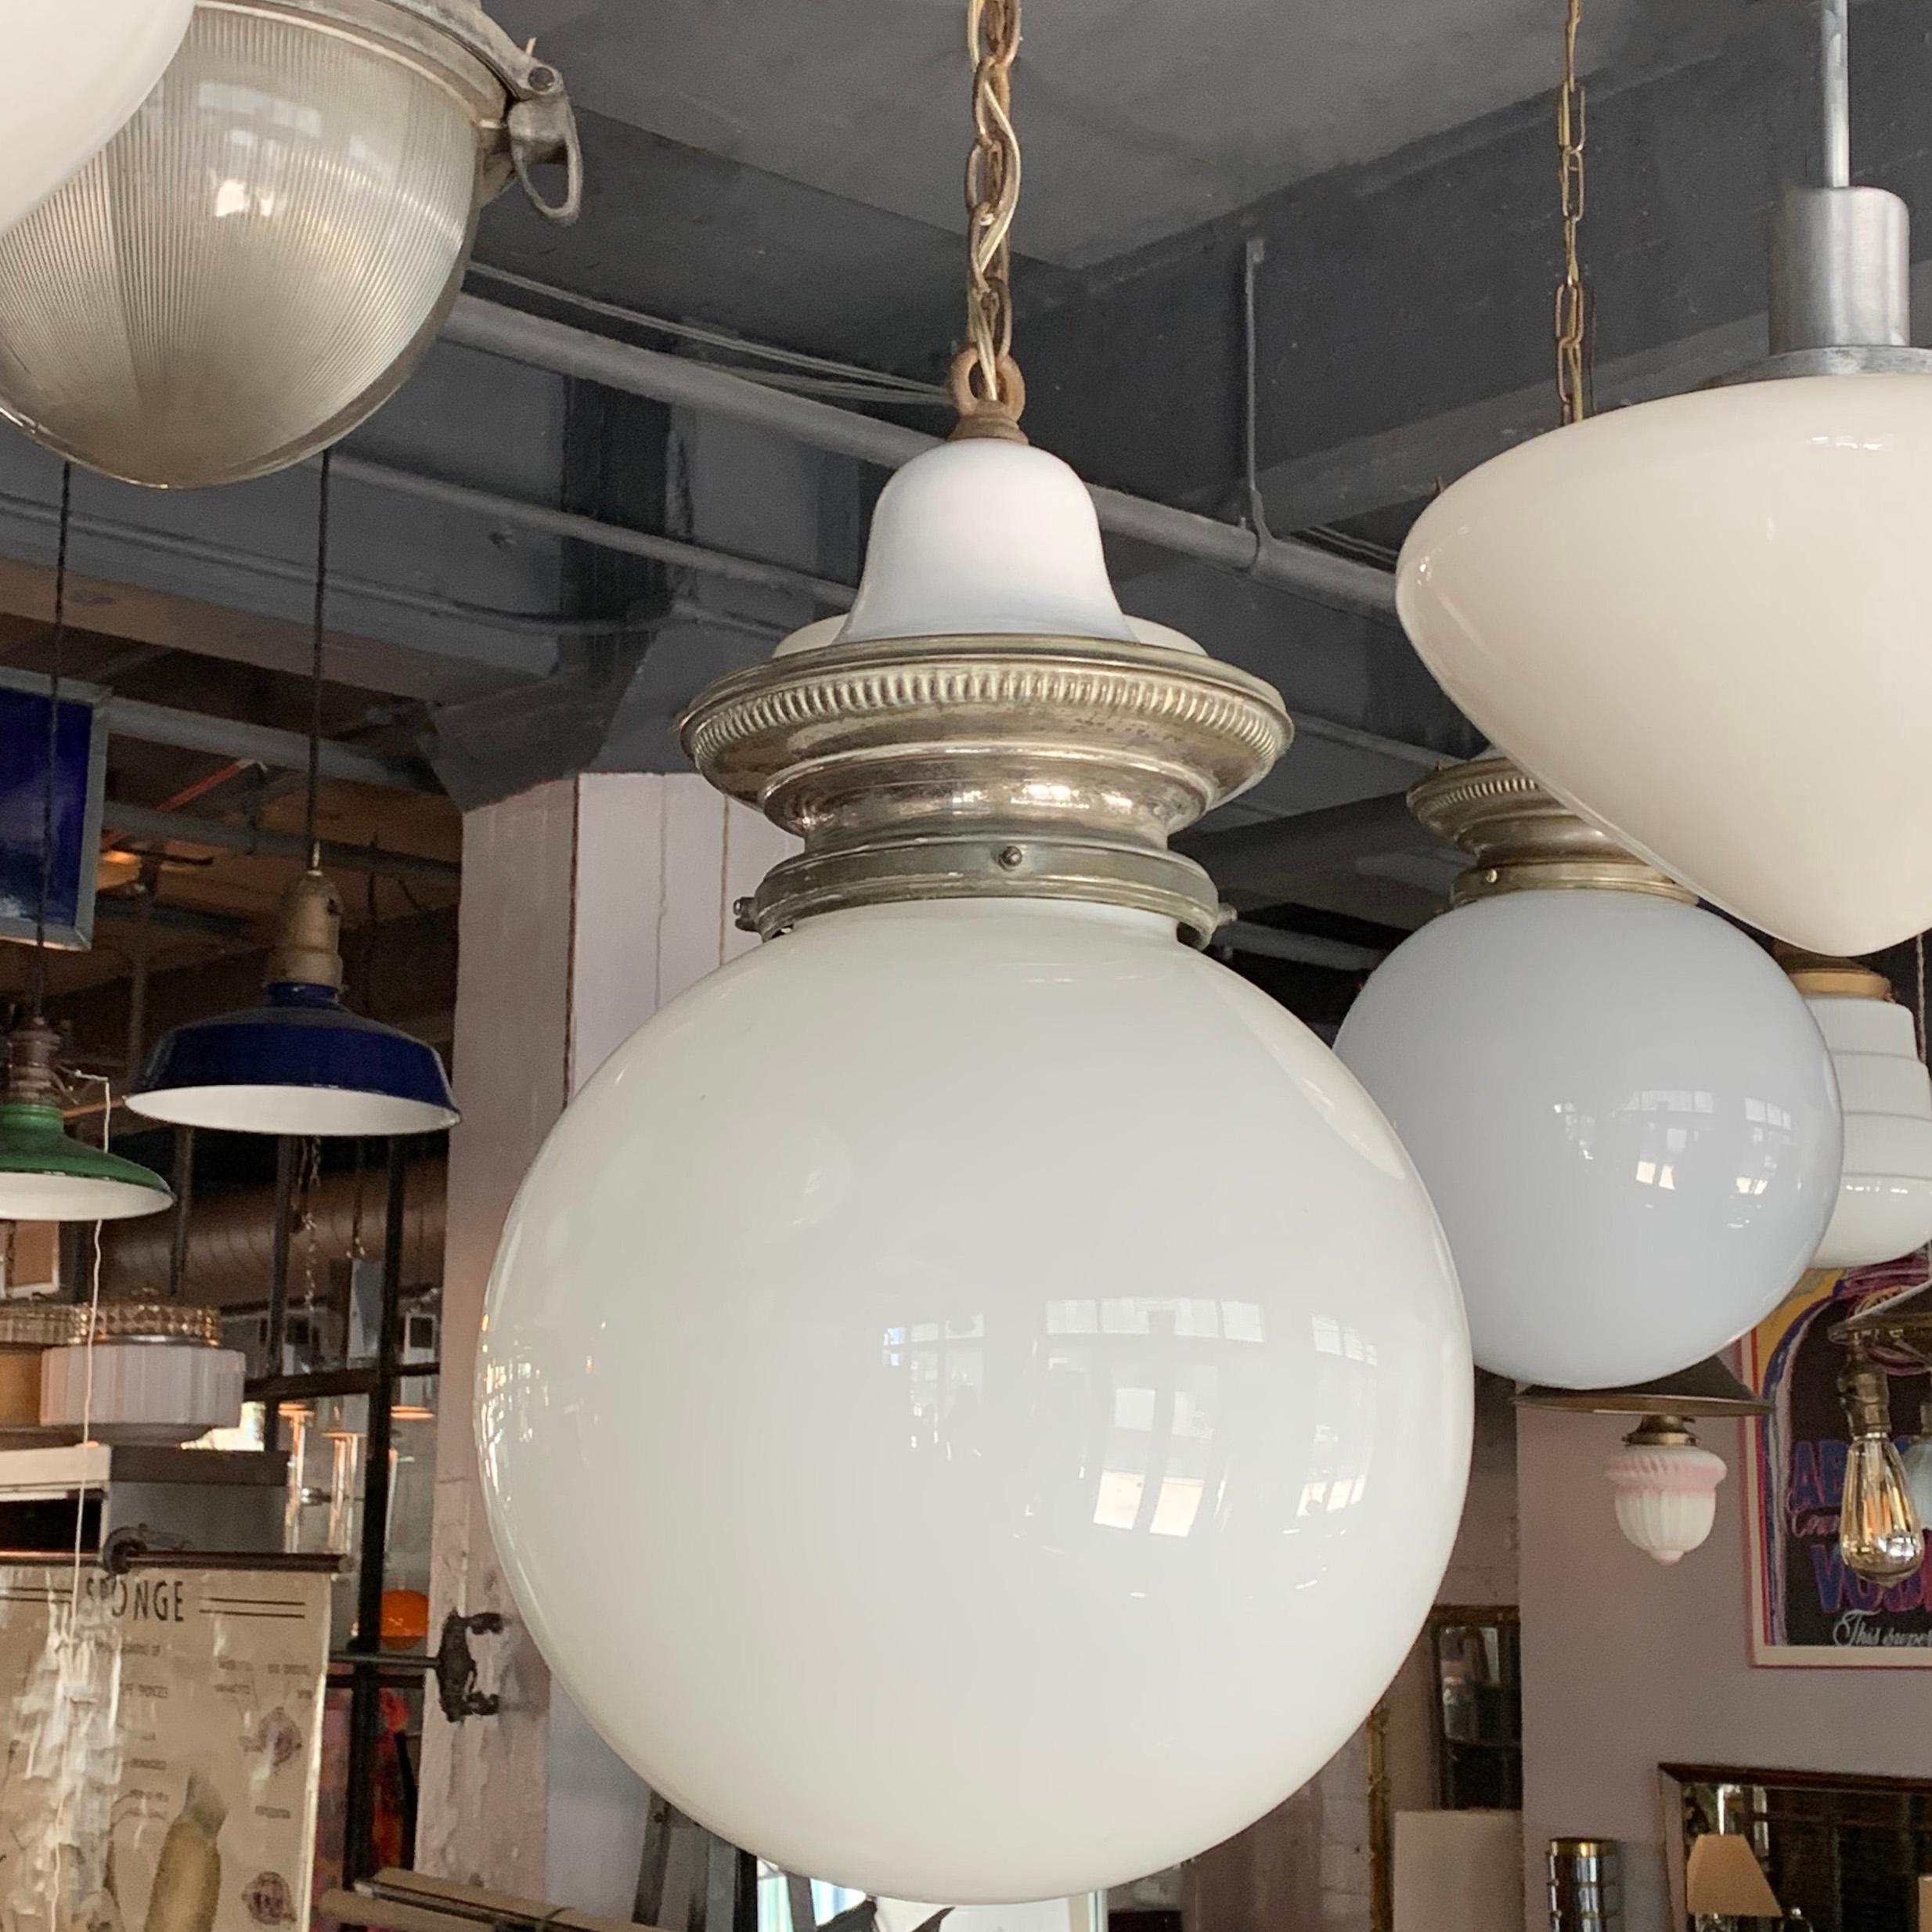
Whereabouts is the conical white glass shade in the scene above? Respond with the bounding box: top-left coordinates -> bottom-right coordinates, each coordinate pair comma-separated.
1,0 -> 195,235
1397,376 -> 1932,955
835,442 -> 1142,647
0,3 -> 486,488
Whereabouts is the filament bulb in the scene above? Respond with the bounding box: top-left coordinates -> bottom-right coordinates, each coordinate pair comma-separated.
1840,1433 -> 1924,1584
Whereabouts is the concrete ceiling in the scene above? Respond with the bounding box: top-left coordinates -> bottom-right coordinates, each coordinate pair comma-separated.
491,0 -> 1638,267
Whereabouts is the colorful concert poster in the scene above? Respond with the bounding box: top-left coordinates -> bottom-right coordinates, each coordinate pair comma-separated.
1743,1256 -> 1932,1665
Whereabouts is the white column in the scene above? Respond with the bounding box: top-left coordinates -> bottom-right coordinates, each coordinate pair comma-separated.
418,771 -> 791,1906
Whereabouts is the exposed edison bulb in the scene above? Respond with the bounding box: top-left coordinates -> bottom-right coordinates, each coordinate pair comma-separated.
1839,1358 -> 1924,1584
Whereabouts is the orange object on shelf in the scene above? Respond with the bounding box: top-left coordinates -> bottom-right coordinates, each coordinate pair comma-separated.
380,1588 -> 430,1652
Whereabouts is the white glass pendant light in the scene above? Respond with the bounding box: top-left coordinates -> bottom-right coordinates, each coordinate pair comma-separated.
479,7 -> 1472,1899
1522,1364 -> 1764,1563
0,0 -> 580,488
1337,756 -> 1841,1388
1602,1418 -> 1728,1566
1397,0 -> 1932,955
2,0 -> 196,234
1780,952 -> 1932,1268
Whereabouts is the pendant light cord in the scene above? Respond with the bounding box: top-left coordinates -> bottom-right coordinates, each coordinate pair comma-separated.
305,449 -> 333,871
30,464 -> 74,1023
1554,0 -> 1590,425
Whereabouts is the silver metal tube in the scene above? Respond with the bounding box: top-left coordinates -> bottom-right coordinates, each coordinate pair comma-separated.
326,452 -> 856,609
441,296 -> 1402,623
103,694 -> 436,794
1217,921 -> 1387,971
100,802 -> 460,882
1820,0 -> 1851,189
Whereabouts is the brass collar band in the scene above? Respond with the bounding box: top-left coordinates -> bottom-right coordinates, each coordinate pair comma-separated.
1776,944 -> 1892,1001
1409,754 -> 1696,907
679,634 -> 1290,946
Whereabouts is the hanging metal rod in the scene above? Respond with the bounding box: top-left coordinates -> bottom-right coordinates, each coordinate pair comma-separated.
440,296 -> 1403,623
99,802 -> 460,882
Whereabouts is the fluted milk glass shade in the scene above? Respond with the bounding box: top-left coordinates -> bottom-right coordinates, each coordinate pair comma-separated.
1602,1436 -> 1727,1565
1397,377 -> 1932,955
2,0 -> 196,233
478,437 -> 1472,1902
0,3 -> 486,488
1799,993 -> 1932,1268
1335,891 -> 1842,1387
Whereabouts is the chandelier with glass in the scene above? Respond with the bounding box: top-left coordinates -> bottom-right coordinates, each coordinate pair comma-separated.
476,0 -> 1473,1903
0,0 -> 581,488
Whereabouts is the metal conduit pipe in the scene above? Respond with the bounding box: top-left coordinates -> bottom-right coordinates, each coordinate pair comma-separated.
441,296 -> 1403,623
1215,921 -> 1389,972
101,802 -> 461,882
103,694 -> 437,794
101,1157 -> 447,1306
326,452 -> 856,610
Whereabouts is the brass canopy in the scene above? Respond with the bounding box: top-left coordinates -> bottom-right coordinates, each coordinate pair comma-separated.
1410,753 -> 1696,907
680,633 -> 1291,945
1514,1354 -> 1769,1420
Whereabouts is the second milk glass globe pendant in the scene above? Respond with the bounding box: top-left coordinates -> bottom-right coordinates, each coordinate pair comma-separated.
478,432 -> 1474,1902
1337,755 -> 1842,1389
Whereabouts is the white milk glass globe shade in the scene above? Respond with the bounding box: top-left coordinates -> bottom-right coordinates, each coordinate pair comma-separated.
479,897 -> 1472,1902
1,0 -> 195,235
1602,1436 -> 1727,1565
1800,993 -> 1932,1268
1335,891 -> 1842,1388
1397,377 -> 1932,955
0,2 -> 488,488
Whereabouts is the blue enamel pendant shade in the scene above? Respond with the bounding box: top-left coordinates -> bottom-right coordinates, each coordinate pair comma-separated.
131,869 -> 457,1137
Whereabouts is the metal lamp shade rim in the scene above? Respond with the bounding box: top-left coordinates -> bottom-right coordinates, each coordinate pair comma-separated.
0,1101 -> 174,1220
132,987 -> 458,1136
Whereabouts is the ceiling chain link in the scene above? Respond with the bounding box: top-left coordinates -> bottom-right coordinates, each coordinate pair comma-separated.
953,0 -> 1026,435
1554,0 -> 1590,425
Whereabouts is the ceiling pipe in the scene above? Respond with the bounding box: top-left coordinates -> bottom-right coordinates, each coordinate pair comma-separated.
100,801 -> 460,882
441,296 -> 1402,624
1215,921 -> 1389,971
103,694 -> 436,794
101,1155 -> 447,1305
326,452 -> 856,610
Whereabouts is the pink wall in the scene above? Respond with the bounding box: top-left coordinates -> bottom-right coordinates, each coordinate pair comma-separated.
1518,1407 -> 1932,1932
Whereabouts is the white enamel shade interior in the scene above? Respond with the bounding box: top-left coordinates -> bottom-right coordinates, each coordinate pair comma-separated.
0,1173 -> 170,1222
1397,376 -> 1932,955
480,898 -> 1471,1902
127,1084 -> 458,1137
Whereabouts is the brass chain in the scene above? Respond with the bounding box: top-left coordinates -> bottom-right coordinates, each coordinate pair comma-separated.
1553,0 -> 1589,424
952,0 -> 1027,438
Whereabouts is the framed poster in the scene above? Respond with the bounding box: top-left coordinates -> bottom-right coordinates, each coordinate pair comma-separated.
0,1557 -> 332,1930
0,665 -> 108,950
1742,1256 -> 1932,1665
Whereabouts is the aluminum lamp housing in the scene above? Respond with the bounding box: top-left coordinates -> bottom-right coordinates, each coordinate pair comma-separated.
0,0 -> 579,489
476,440 -> 1475,1903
